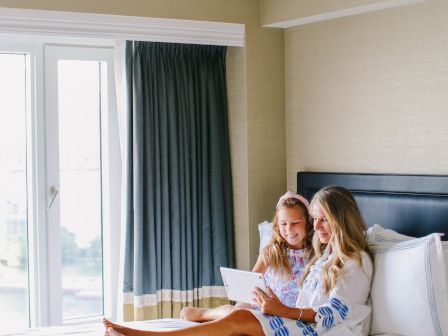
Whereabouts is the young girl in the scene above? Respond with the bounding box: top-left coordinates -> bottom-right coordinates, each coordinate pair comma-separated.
104,186 -> 373,336
181,191 -> 313,322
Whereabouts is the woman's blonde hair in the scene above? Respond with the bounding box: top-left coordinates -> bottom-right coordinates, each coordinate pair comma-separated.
299,186 -> 372,293
263,197 -> 314,280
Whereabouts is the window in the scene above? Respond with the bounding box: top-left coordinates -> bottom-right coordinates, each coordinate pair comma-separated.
0,41 -> 120,329
0,7 -> 242,330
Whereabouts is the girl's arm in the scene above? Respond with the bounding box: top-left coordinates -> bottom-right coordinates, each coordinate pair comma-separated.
251,251 -> 267,273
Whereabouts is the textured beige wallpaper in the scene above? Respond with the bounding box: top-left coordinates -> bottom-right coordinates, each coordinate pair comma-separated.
226,46 -> 250,268
285,0 -> 448,191
246,23 -> 285,265
0,0 -> 285,269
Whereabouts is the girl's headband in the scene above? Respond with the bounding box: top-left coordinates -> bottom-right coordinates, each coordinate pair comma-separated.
276,191 -> 310,210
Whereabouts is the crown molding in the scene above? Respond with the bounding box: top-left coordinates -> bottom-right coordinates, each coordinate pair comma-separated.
0,7 -> 245,46
263,0 -> 429,28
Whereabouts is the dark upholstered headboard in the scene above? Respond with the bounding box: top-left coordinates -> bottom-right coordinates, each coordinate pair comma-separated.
297,172 -> 448,240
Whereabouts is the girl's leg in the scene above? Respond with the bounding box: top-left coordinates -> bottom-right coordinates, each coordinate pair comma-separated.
104,309 -> 264,336
180,303 -> 252,322
180,305 -> 233,322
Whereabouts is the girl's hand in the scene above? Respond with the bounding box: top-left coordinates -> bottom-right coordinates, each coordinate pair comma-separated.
252,286 -> 286,316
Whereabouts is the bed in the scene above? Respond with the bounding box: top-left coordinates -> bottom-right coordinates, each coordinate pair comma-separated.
3,172 -> 448,336
297,171 -> 448,336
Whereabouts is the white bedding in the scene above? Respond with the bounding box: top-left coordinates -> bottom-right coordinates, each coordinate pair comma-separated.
0,318 -> 199,336
0,320 -> 408,336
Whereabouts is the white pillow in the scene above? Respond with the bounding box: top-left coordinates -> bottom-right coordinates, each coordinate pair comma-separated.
366,223 -> 414,245
258,220 -> 273,253
444,242 -> 448,285
369,232 -> 448,336
367,224 -> 448,281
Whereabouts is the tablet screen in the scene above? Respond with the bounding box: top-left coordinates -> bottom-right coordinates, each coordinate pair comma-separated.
220,267 -> 267,304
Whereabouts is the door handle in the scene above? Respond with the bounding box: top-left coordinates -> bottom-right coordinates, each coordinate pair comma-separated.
47,186 -> 59,210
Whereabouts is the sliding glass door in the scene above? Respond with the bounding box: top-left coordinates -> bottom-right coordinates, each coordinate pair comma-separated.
0,42 -> 119,329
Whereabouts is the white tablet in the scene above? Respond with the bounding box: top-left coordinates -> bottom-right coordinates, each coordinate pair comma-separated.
220,267 -> 267,304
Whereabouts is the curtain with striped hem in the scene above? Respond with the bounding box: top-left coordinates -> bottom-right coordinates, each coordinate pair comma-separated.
123,287 -> 229,320
122,41 -> 234,321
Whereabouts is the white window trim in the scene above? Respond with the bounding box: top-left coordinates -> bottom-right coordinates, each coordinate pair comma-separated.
44,45 -> 121,325
0,42 -> 49,328
0,41 -> 120,328
44,45 -> 120,326
0,7 -> 245,47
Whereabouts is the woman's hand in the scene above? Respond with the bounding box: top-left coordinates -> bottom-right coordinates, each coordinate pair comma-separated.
252,286 -> 286,316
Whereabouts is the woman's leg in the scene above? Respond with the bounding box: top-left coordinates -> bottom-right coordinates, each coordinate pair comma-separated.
104,309 -> 264,336
180,303 -> 252,322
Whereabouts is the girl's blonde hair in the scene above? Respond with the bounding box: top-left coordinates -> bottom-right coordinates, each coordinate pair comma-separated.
300,186 -> 372,293
262,197 -> 314,280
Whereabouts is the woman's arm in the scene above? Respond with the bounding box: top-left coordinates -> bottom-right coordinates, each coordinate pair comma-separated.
275,305 -> 316,323
311,253 -> 373,329
253,287 -> 316,323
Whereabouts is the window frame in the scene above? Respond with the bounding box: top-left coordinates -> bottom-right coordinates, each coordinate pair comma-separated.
0,38 -> 121,328
0,7 -> 243,328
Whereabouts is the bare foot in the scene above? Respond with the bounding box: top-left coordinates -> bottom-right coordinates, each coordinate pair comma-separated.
103,318 -> 143,336
180,307 -> 212,322
108,328 -> 125,336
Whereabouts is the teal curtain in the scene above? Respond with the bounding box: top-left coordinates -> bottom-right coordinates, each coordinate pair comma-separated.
122,41 -> 234,320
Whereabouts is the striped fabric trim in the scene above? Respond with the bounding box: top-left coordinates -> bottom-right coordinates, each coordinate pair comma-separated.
328,297 -> 348,320
424,241 -> 443,336
374,234 -> 406,243
371,234 -> 439,254
123,296 -> 229,320
316,297 -> 349,329
373,232 -> 445,245
123,286 -> 227,307
268,316 -> 290,336
317,306 -> 334,327
296,320 -> 318,336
